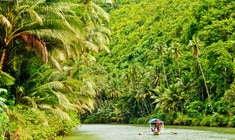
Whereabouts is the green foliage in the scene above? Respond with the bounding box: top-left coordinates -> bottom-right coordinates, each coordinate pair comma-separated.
200,115 -> 212,126
0,72 -> 15,86
214,99 -> 228,115
83,101 -> 123,123
0,0 -> 111,139
1,1 -> 235,139
0,90 -> 7,111
210,113 -> 228,127
0,88 -> 9,139
228,115 -> 235,127
187,109 -> 200,118
163,112 -> 176,125
6,106 -> 80,140
92,0 -> 235,127
186,101 -> 204,118
0,112 -> 9,140
224,83 -> 235,116
173,112 -> 185,125
136,117 -> 146,124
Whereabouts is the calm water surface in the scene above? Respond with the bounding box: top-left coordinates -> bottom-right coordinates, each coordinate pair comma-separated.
64,124 -> 235,140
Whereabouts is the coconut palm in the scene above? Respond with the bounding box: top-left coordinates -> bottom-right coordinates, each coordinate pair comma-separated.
0,0 -> 90,72
188,37 -> 214,113
44,0 -> 111,80
154,42 -> 169,88
171,42 -> 182,79
0,0 -> 48,71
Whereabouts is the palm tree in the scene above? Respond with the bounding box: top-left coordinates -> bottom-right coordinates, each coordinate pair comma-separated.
0,1 -> 48,71
154,42 -> 169,88
0,0 -> 111,106
0,0 -> 92,72
0,0 -> 110,139
18,65 -> 97,119
171,42 -> 181,79
44,0 -> 111,79
151,80 -> 185,112
45,0 -> 112,112
188,37 -> 214,113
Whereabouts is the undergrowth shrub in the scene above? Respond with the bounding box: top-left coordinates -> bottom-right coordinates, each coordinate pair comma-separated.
136,117 -> 146,124
211,113 -> 229,127
228,115 -> 235,127
200,115 -> 211,126
0,112 -> 9,140
7,106 -> 80,140
173,112 -> 184,125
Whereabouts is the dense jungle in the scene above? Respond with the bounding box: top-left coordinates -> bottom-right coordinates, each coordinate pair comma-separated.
0,0 -> 235,139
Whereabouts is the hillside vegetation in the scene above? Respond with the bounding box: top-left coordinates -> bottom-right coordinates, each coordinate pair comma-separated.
84,0 -> 235,127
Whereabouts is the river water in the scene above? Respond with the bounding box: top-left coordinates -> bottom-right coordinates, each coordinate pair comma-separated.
64,124 -> 235,140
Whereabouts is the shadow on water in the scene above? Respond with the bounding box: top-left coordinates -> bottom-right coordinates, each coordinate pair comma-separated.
63,124 -> 235,140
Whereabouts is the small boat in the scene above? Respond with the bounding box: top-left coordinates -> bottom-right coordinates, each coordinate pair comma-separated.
148,118 -> 164,135
152,129 -> 161,135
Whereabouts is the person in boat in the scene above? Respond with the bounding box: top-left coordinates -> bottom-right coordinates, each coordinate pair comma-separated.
151,124 -> 159,132
151,121 -> 161,132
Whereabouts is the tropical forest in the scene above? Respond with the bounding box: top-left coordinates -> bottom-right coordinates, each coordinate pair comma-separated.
0,0 -> 235,139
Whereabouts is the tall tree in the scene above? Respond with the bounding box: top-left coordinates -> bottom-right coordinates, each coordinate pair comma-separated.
154,42 -> 169,88
188,37 -> 214,113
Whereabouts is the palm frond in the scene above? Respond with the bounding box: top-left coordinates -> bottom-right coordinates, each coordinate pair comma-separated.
95,26 -> 111,37
38,6 -> 78,35
39,105 -> 71,121
50,107 -> 71,121
50,56 -> 63,71
0,14 -> 11,29
90,2 -> 109,23
50,91 -> 80,111
0,71 -> 15,85
46,70 -> 64,81
17,5 -> 43,26
62,79 -> 83,91
80,78 -> 97,98
50,48 -> 67,62
20,96 -> 38,109
74,96 -> 95,112
18,32 -> 48,62
83,41 -> 99,52
38,81 -> 64,91
0,96 -> 7,111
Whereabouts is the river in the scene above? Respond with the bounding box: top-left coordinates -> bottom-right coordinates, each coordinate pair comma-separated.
63,124 -> 235,140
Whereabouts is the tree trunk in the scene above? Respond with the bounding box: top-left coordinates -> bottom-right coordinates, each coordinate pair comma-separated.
161,58 -> 169,88
177,60 -> 181,79
0,46 -> 7,71
197,58 -> 214,113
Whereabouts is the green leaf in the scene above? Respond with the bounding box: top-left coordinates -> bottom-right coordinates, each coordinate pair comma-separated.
0,71 -> 15,86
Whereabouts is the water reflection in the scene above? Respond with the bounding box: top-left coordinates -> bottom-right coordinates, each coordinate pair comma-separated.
68,124 -> 235,140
